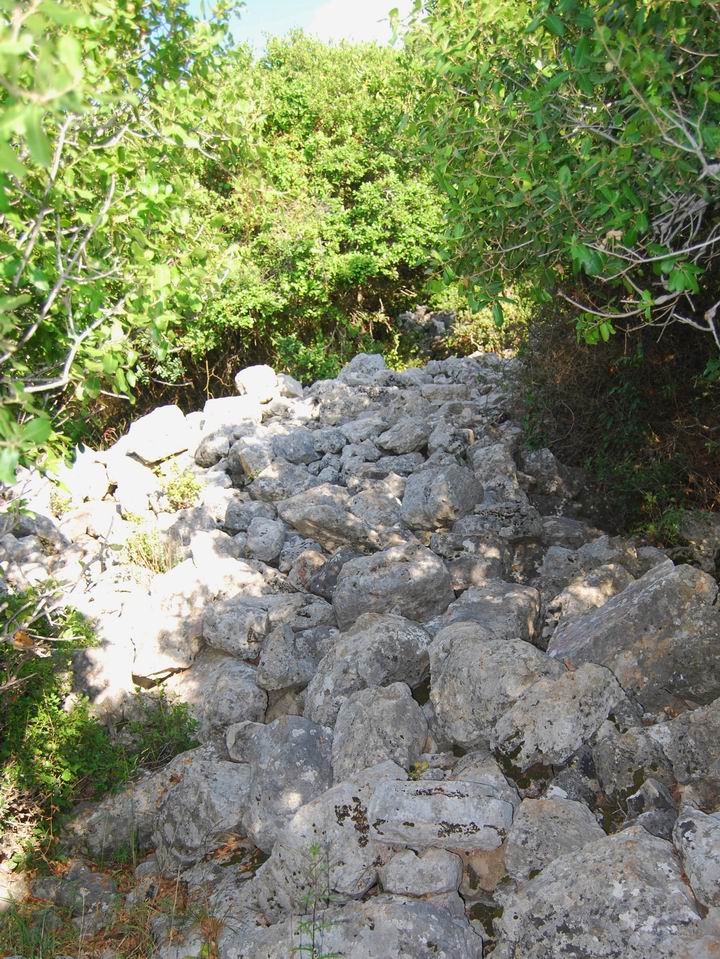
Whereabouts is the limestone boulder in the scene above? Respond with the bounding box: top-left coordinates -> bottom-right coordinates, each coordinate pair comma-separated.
548,561 -> 720,713
304,613 -> 431,726
333,544 -> 454,629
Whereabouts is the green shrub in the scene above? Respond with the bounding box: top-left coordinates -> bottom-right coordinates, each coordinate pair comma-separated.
163,466 -> 201,511
408,0 -> 720,350
124,527 -> 181,574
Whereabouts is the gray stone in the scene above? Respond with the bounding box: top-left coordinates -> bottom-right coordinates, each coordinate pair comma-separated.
493,826 -> 700,959
430,531 -> 512,587
401,465 -> 481,531
233,897 -> 483,958
271,427 -> 319,465
202,598 -> 271,658
492,663 -> 631,771
646,699 -> 720,809
277,372 -> 304,399
228,434 -> 274,477
194,429 -> 232,468
378,848 -> 463,896
254,773 -> 394,918
673,806 -> 720,908
304,546 -> 359,600
225,716 -> 333,853
312,427 -> 346,454
54,861 -> 119,933
125,405 -> 191,464
542,563 -> 636,643
331,683 -> 428,781
223,498 -> 276,533
450,753 -> 521,811
349,486 -> 402,529
548,561 -> 720,713
541,515 -> 599,549
152,747 -> 252,874
277,483 -> 377,551
163,650 -> 266,742
624,777 -> 678,839
429,625 -> 564,749
257,623 -> 337,692
63,751 -> 196,859
368,779 -> 514,850
436,580 -> 541,642
677,510 -> 720,573
234,364 -> 278,402
203,396 -> 262,435
248,462 -> 314,502
304,613 -> 431,726
333,544 -> 454,629
376,417 -> 432,454
337,352 -> 387,387
245,517 -> 286,564
505,797 -> 604,882
454,500 -> 542,543
592,721 -> 674,801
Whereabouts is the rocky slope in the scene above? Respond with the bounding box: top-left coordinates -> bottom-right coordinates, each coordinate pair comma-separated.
2,352 -> 720,958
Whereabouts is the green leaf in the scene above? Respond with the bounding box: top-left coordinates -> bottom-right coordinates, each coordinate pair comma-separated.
40,0 -> 91,26
545,14 -> 566,36
0,294 -> 31,312
0,447 -> 20,485
0,142 -> 27,179
58,34 -> 83,78
24,109 -> 52,167
22,416 -> 52,445
153,264 -> 172,289
492,302 -> 504,328
0,32 -> 33,54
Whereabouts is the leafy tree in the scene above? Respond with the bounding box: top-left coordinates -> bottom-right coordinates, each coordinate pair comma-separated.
174,34 -> 445,385
407,0 -> 720,349
0,0 -> 253,480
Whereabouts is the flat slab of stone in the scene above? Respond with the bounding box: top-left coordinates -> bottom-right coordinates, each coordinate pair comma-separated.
548,560 -> 720,713
368,779 -> 514,850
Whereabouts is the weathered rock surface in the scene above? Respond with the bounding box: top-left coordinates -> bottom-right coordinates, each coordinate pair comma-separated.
226,716 -> 333,853
401,464 -> 481,530
429,625 -> 564,749
331,682 -> 428,780
673,806 -> 720,908
332,543 -> 454,628
7,352 -> 720,959
493,826 -> 700,958
304,613 -> 431,726
505,797 -> 605,881
368,779 -> 514,850
232,898 -> 483,958
152,747 -> 252,873
492,662 -> 631,770
548,560 -> 720,713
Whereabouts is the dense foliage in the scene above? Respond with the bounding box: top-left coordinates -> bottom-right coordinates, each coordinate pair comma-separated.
0,0 -> 260,480
177,35 -> 444,388
407,0 -> 720,352
0,3 -> 446,475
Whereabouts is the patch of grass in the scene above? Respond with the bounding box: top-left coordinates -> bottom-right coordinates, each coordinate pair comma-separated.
124,527 -> 181,574
163,466 -> 201,512
48,488 -> 72,519
122,692 -> 199,773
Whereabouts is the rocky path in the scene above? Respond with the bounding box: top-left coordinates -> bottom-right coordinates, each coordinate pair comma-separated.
2,352 -> 720,957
